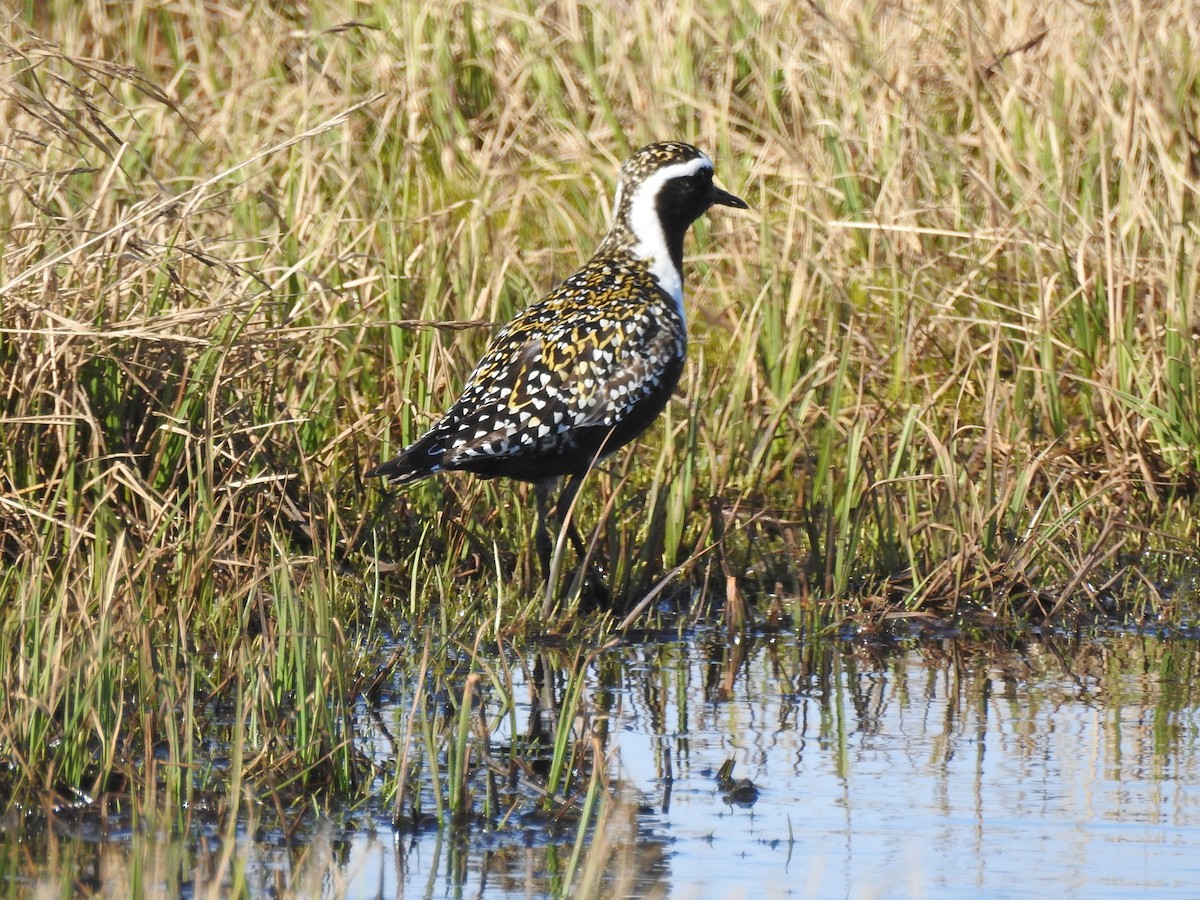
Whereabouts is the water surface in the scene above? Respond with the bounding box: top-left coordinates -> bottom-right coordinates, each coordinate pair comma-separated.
29,631 -> 1200,898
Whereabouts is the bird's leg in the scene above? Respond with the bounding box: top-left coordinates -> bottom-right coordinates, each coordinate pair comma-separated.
553,473 -> 610,608
542,476 -> 582,600
534,478 -> 556,584
553,474 -> 588,559
540,473 -> 610,612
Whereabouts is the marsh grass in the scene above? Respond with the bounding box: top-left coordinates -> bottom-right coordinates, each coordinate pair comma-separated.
2,0 -> 1200,890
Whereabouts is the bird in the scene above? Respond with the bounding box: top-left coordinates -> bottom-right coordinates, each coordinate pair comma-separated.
368,141 -> 747,591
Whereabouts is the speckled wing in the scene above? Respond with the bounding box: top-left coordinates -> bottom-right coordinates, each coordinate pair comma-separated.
420,262 -> 687,479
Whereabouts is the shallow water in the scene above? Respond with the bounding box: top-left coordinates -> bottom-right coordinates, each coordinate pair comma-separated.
25,631 -> 1200,898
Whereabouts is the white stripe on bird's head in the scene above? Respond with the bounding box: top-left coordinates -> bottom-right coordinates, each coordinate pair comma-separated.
619,153 -> 714,309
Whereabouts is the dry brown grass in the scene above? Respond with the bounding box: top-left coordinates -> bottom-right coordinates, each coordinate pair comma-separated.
0,4 -> 1199,884
1,0 -> 1197,628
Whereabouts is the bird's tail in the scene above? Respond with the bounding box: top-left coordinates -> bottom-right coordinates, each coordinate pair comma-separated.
364,455 -> 417,481
365,435 -> 441,483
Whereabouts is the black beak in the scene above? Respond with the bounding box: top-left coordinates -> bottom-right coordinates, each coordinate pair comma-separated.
709,184 -> 749,210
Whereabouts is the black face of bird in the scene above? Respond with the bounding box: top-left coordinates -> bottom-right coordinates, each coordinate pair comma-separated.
654,165 -> 748,232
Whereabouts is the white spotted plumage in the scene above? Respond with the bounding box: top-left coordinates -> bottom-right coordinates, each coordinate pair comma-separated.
367,142 -> 746,486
